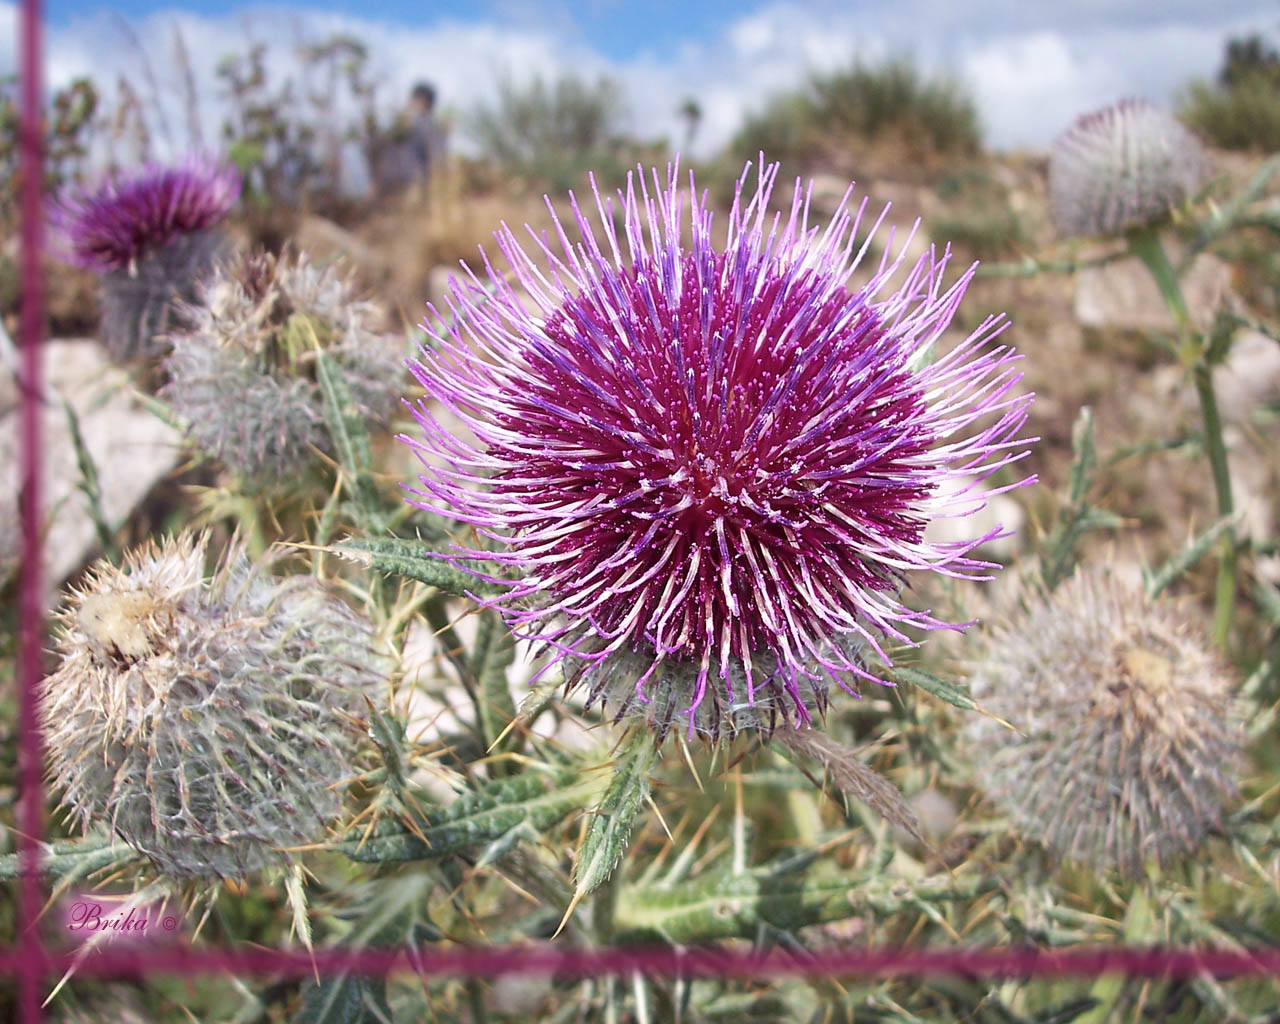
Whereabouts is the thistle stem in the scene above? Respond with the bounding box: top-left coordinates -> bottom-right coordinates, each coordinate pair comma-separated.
1128,228 -> 1236,648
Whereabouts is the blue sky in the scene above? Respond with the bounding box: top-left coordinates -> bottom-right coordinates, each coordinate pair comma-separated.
9,0 -> 1280,161
44,0 -> 756,62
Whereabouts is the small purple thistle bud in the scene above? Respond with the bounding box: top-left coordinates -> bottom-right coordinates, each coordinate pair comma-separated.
40,533 -> 390,880
966,569 -> 1245,875
1049,99 -> 1210,238
48,154 -> 242,361
402,161 -> 1035,742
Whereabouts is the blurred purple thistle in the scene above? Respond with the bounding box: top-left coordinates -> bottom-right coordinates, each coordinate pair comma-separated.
403,161 -> 1035,740
49,153 -> 241,272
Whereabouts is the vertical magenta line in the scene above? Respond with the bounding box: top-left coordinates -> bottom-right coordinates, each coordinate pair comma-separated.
18,0 -> 48,1018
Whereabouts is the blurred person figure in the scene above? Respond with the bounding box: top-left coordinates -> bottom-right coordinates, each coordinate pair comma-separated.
372,81 -> 448,200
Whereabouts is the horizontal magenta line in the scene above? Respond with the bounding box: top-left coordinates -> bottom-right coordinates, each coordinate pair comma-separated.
3,944 -> 1280,982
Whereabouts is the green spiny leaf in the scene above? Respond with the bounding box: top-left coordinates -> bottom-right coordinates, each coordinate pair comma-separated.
614,865 -> 995,945
1144,514 -> 1237,598
335,536 -> 502,598
294,976 -> 392,1024
888,665 -> 978,712
471,607 -> 518,755
63,398 -> 114,559
1067,405 -> 1096,506
315,348 -> 383,530
573,732 -> 661,899
0,838 -> 137,882
336,766 -> 607,864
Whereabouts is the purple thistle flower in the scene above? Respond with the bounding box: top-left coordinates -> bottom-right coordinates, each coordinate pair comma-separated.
48,154 -> 242,362
402,161 -> 1034,741
49,153 -> 241,272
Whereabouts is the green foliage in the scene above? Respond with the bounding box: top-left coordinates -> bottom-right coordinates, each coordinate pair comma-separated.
214,32 -> 392,210
335,766 -> 606,863
1180,32 -> 1280,151
730,57 -> 980,170
338,535 -> 502,598
573,732 -> 661,901
0,74 -> 98,222
1180,72 -> 1280,152
929,165 -> 1029,258
467,73 -> 655,192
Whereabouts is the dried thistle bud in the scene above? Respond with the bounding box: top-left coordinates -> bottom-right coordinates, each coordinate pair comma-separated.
48,154 -> 241,360
40,533 -> 390,880
966,569 -> 1245,875
161,249 -> 403,484
1049,99 -> 1210,238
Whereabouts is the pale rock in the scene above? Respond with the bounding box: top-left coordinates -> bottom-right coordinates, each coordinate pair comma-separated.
922,475 -> 1025,563
425,265 -> 459,312
891,787 -> 959,848
488,955 -> 555,1015
0,338 -> 181,598
1215,330 -> 1280,426
398,613 -> 599,786
294,214 -> 388,283
1075,253 -> 1232,332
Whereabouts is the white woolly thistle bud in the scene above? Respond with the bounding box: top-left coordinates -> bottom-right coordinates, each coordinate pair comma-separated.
966,569 -> 1245,876
161,248 -> 403,484
40,532 -> 390,880
1049,99 -> 1210,238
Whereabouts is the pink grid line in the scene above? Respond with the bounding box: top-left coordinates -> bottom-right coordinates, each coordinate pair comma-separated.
8,3 -> 1280,1019
9,945 -> 1280,983
17,0 -> 49,1019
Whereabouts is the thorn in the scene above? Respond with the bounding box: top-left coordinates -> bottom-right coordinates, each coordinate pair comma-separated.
553,883 -> 588,940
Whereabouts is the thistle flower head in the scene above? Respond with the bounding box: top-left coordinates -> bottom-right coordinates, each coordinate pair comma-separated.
49,153 -> 241,272
162,248 -> 404,483
403,161 -> 1034,741
966,569 -> 1245,875
40,532 -> 390,880
1049,99 -> 1210,238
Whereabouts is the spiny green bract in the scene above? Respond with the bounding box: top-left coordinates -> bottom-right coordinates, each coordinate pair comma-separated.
966,568 -> 1245,876
40,532 -> 391,880
572,639 -> 836,743
162,248 -> 403,484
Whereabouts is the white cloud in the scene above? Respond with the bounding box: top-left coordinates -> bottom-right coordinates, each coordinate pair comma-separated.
8,0 -> 1276,177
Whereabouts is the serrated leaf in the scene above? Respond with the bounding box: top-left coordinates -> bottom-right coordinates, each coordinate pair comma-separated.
0,838 -> 136,882
315,347 -> 372,475
315,348 -> 384,530
335,766 -> 606,864
63,399 -> 114,558
294,976 -> 392,1024
614,865 -> 995,944
574,733 -> 661,898
1253,578 -> 1280,626
471,608 -> 518,754
1144,514 -> 1237,598
1067,405 -> 1097,505
888,665 -> 979,712
335,536 -> 501,598
294,874 -> 437,1024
